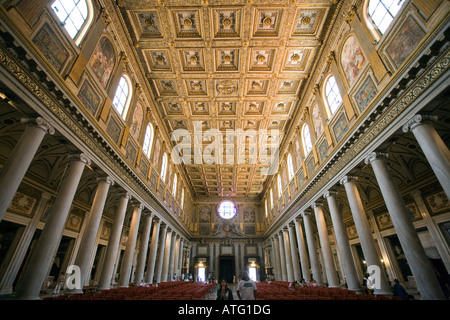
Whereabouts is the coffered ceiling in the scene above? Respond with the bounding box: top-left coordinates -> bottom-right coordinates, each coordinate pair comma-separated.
117,0 -> 334,199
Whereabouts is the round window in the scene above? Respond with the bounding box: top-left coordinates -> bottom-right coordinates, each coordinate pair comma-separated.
218,201 -> 236,219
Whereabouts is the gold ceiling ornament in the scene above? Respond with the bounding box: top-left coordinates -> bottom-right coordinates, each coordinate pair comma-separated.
189,55 -> 198,64
312,84 -> 320,96
193,82 -> 202,90
263,17 -> 273,27
256,54 -> 266,63
183,18 -> 193,28
144,18 -> 154,27
222,17 -> 233,27
155,55 -> 165,63
301,16 -> 311,26
216,80 -> 237,95
252,81 -> 262,89
291,53 -> 301,62
223,54 -> 232,63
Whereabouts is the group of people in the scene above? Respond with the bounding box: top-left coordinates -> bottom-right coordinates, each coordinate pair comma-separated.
288,279 -> 318,289
216,271 -> 257,300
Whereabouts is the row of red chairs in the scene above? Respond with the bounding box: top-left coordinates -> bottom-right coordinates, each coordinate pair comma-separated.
256,281 -> 406,300
44,281 -> 215,300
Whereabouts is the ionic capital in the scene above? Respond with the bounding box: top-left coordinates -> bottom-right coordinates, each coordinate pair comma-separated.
364,151 -> 388,165
131,201 -> 144,210
402,114 -> 438,133
340,175 -> 358,185
311,201 -> 324,209
21,117 -> 55,135
97,176 -> 115,186
68,153 -> 92,166
323,190 -> 338,199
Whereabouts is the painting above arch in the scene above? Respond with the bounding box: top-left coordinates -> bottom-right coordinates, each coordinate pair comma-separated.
89,36 -> 116,89
340,35 -> 366,86
130,102 -> 143,141
312,104 -> 324,138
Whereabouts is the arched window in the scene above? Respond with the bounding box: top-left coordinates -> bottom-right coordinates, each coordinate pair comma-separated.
269,189 -> 274,209
180,188 -> 185,209
51,0 -> 93,45
277,174 -> 283,198
172,173 -> 178,197
367,0 -> 405,35
112,76 -> 132,120
161,153 -> 168,182
265,199 -> 268,218
302,124 -> 313,155
287,153 -> 294,181
325,76 -> 342,116
142,123 -> 154,158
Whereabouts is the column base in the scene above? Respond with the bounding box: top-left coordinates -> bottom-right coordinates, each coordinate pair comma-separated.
0,287 -> 13,295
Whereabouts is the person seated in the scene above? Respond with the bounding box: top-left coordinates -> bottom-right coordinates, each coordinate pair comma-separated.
139,279 -> 147,287
393,279 -> 412,300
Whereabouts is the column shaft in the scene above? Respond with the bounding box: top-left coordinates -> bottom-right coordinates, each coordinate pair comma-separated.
168,232 -> 177,281
313,203 -> 339,287
97,194 -> 130,290
403,116 -> 450,199
144,220 -> 161,283
288,225 -> 302,282
0,118 -> 54,222
14,155 -> 89,299
294,219 -> 310,282
71,177 -> 114,293
367,154 -> 446,299
0,192 -> 50,294
154,225 -> 167,283
118,203 -> 143,287
325,192 -> 361,292
303,213 -> 323,285
283,229 -> 294,282
134,213 -> 153,285
341,176 -> 391,295
161,230 -> 173,282
277,233 -> 288,281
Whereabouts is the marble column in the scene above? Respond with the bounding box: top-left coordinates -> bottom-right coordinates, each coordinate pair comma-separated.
313,202 -> 340,287
97,193 -> 130,290
144,219 -> 161,284
0,192 -> 51,295
340,176 -> 391,295
177,238 -> 184,276
214,242 -> 220,279
302,211 -> 323,285
70,176 -> 114,293
294,218 -> 310,282
168,232 -> 177,281
288,223 -> 302,282
271,237 -> 281,281
324,191 -> 361,293
154,225 -> 167,283
234,243 -> 240,278
0,117 -> 54,222
277,232 -> 288,281
240,242 -> 245,274
283,228 -> 294,282
173,236 -> 180,279
161,229 -> 173,282
411,190 -> 450,273
403,115 -> 450,199
14,154 -> 90,300
118,202 -> 143,287
208,243 -> 214,276
134,213 -> 153,285
366,152 -> 446,299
